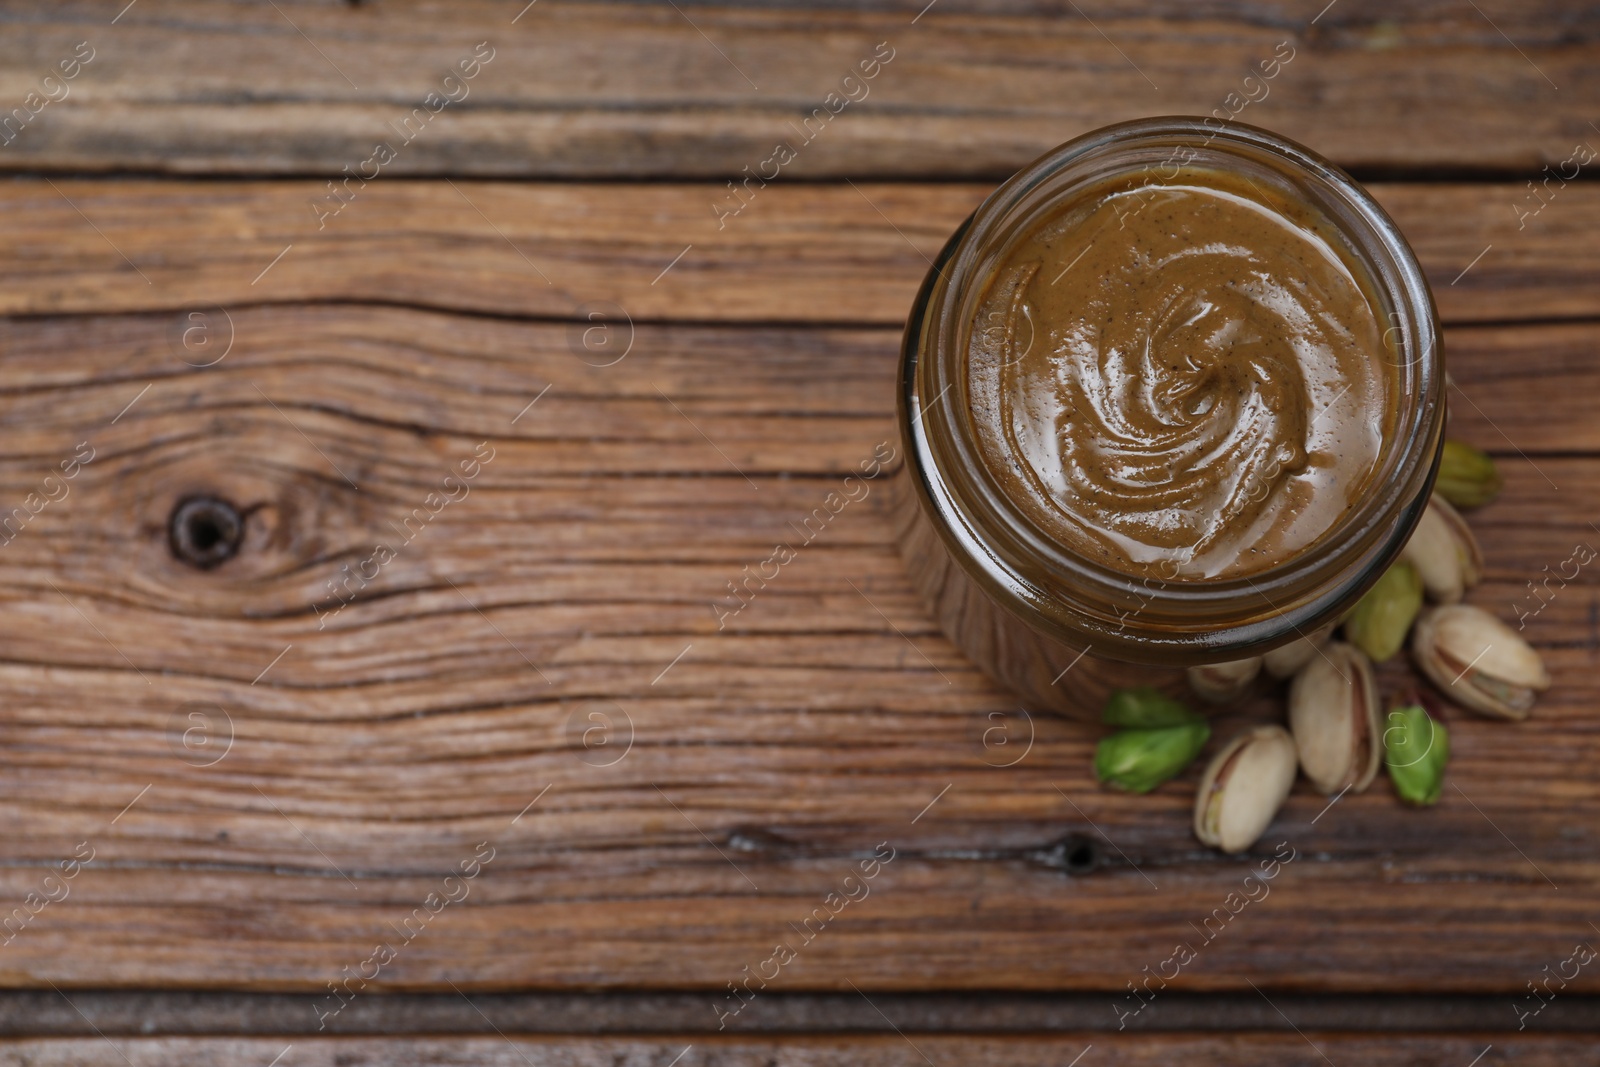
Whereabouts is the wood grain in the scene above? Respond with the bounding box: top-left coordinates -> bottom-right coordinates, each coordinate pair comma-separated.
0,1033 -> 1587,1067
4,987 -> 1595,1034
1,1 -> 1595,177
3,180 -> 1600,324
5,1 -> 1600,1005
0,300 -> 1593,993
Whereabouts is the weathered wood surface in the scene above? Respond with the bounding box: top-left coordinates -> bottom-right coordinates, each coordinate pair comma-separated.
1,1 -> 1595,178
6,988 -> 1596,1034
3,181 -> 1599,323
3,0 -> 1600,1024
0,1033 -> 1583,1067
0,271 -> 1594,993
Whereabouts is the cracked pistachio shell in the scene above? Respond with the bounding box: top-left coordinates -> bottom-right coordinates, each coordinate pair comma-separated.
1287,642 -> 1381,795
1262,624 -> 1336,680
1412,604 -> 1551,720
1401,494 -> 1483,604
1193,725 -> 1298,854
1436,439 -> 1503,509
1186,657 -> 1262,704
1344,562 -> 1424,663
1383,704 -> 1450,807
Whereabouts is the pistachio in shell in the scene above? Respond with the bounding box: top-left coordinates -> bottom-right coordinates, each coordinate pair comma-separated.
1186,657 -> 1262,704
1412,604 -> 1550,720
1436,439 -> 1503,509
1401,493 -> 1483,604
1287,641 -> 1381,796
1193,724 -> 1298,854
1262,624 -> 1335,680
1344,562 -> 1423,663
1383,702 -> 1449,806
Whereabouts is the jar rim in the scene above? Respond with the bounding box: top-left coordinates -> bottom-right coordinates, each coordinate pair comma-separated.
904,118 -> 1444,663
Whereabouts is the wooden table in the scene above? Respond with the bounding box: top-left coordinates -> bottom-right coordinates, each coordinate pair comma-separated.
2,1 -> 1598,1062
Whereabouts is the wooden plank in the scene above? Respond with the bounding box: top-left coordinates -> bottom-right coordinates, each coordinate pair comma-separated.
0,305 -> 1594,993
1448,323 -> 1600,453
0,1033 -> 1586,1067
1,988 -> 1595,1034
2,1 -> 1595,177
2,180 -> 1599,324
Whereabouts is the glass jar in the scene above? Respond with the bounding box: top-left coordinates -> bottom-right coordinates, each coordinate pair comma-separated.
888,118 -> 1444,720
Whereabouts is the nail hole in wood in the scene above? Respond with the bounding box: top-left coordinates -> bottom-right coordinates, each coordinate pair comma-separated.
169,496 -> 243,569
1043,835 -> 1101,876
1064,838 -> 1101,874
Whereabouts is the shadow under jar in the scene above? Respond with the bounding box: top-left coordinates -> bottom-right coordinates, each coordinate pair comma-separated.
889,118 -> 1444,721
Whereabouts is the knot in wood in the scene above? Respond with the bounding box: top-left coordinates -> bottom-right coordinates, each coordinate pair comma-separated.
168,496 -> 243,569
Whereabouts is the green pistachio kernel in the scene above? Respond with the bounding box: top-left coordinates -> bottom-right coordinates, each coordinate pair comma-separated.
1094,723 -> 1212,794
1345,562 -> 1424,663
1436,439 -> 1503,509
1383,704 -> 1449,807
1102,687 -> 1204,729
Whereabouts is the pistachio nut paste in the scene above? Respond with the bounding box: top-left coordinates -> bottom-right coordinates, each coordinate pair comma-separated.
965,167 -> 1392,579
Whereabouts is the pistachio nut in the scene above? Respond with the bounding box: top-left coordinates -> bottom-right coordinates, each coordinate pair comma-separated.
1287,641 -> 1381,795
1262,624 -> 1335,680
1095,722 -> 1211,794
1344,562 -> 1423,663
1102,687 -> 1204,729
1401,493 -> 1483,604
1193,724 -> 1298,854
1186,657 -> 1262,704
1412,604 -> 1551,720
1435,438 -> 1503,509
1383,703 -> 1449,806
